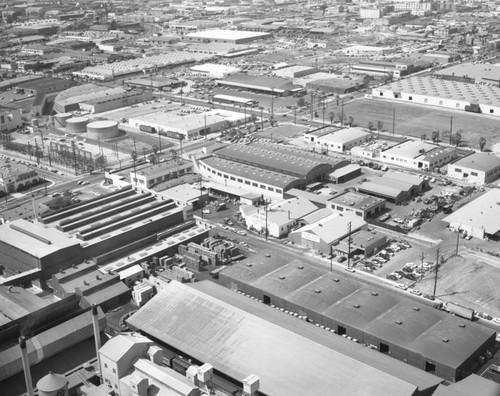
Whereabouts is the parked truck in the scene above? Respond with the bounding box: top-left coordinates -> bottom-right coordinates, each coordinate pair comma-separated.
444,302 -> 475,320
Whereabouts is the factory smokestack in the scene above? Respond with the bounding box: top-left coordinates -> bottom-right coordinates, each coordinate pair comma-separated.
91,304 -> 102,375
19,336 -> 34,396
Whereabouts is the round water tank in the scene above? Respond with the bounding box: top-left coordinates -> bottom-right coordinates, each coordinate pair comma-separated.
36,372 -> 68,396
54,113 -> 73,127
86,120 -> 119,140
66,117 -> 89,133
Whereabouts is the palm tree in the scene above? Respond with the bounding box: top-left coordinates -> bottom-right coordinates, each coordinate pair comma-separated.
431,131 -> 440,144
377,121 -> 384,132
421,134 -> 427,141
152,144 -> 159,163
368,121 -> 374,131
453,131 -> 462,147
479,137 -> 486,152
347,116 -> 354,127
329,111 -> 335,124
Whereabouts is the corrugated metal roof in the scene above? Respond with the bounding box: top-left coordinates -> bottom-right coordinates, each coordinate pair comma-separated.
127,281 -> 431,396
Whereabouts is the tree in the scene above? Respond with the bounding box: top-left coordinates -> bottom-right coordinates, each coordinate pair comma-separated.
86,164 -> 94,175
421,133 -> 427,141
329,111 -> 335,124
347,116 -> 354,127
453,131 -> 462,147
431,130 -> 440,143
367,121 -> 374,131
297,97 -> 307,108
479,137 -> 486,152
152,144 -> 159,162
95,154 -> 106,170
377,121 -> 384,132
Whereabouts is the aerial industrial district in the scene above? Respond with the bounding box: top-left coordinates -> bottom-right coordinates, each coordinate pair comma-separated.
3,1 -> 500,396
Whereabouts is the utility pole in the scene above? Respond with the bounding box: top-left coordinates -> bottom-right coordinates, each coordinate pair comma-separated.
455,227 -> 461,256
310,91 -> 314,121
271,88 -> 274,118
204,113 -> 207,140
71,141 -> 78,175
420,252 -> 425,281
294,107 -> 297,124
433,248 -> 440,298
347,221 -> 352,269
449,116 -> 453,145
199,176 -> 204,220
158,129 -> 162,154
264,199 -> 271,242
392,108 -> 396,135
341,100 -> 344,127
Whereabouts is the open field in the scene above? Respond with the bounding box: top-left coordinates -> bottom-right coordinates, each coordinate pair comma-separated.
331,98 -> 500,151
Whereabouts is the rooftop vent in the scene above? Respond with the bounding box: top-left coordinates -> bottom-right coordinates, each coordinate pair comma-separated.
413,307 -> 420,311
459,323 -> 466,328
298,265 -> 304,269
353,303 -> 360,308
442,338 -> 449,343
333,278 -> 340,282
314,289 -> 321,293
372,292 -> 379,296
279,276 -> 286,280
395,320 -> 403,325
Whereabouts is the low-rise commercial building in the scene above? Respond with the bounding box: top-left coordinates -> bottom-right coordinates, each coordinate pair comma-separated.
443,188 -> 500,239
380,140 -> 457,171
315,127 -> 372,153
328,191 -> 386,219
334,229 -> 387,258
0,162 -> 41,192
239,197 -> 319,238
447,153 -> 500,185
0,106 -> 22,132
131,160 -> 194,190
289,211 -> 367,253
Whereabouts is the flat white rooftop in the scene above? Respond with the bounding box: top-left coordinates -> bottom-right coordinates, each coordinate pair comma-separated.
186,29 -> 271,41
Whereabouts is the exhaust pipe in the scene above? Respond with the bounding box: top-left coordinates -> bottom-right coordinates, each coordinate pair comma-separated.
91,304 -> 102,375
19,336 -> 34,396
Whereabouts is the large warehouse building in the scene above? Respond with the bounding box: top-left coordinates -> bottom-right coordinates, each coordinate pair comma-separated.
184,29 -> 272,44
372,76 -> 500,117
216,261 -> 496,382
127,280 -> 443,396
196,142 -> 348,198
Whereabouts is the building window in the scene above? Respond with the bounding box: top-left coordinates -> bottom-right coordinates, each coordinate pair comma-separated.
113,368 -> 116,374
408,96 -> 412,101
455,168 -> 461,172
230,176 -> 235,181
237,178 -> 243,182
104,363 -> 108,368
471,172 -> 478,176
379,92 -> 383,96
245,180 -> 250,185
268,187 -> 274,192
490,109 -> 494,114
276,189 -> 282,194
424,98 -> 428,103
439,100 -> 443,105
456,103 -> 460,108
252,182 -> 258,187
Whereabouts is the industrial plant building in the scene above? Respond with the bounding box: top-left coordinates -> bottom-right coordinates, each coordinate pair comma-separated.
196,142 -> 348,198
447,152 -> 500,185
128,109 -> 245,140
216,73 -> 302,96
216,261 -> 496,383
127,280 -> 444,396
358,171 -> 429,204
0,187 -> 193,285
372,77 -> 500,117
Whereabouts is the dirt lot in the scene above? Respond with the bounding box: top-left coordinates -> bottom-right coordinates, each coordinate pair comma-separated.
332,98 -> 500,151
418,255 -> 500,318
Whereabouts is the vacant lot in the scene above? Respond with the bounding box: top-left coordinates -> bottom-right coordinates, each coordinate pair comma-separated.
331,98 -> 500,151
418,255 -> 500,318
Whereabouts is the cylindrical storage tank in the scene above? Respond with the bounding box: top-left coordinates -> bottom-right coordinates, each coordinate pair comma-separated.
66,117 -> 89,133
31,118 -> 39,127
36,372 -> 68,396
54,113 -> 73,127
86,120 -> 119,140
